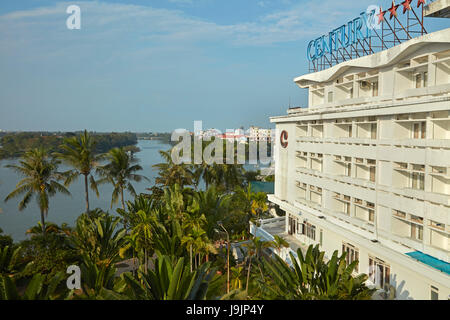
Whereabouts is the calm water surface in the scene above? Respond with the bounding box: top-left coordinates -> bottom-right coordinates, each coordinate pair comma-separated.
0,140 -> 172,241
0,139 -> 267,242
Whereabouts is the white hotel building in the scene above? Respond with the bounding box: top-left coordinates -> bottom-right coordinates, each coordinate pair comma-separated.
253,2 -> 450,300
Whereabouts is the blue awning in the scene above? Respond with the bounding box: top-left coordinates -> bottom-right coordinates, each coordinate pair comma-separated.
405,251 -> 450,275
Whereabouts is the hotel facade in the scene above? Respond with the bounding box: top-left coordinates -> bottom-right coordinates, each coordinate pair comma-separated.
254,1 -> 450,300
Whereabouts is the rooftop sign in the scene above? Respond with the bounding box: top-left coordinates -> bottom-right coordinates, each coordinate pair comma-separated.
307,9 -> 377,62
306,1 -> 430,73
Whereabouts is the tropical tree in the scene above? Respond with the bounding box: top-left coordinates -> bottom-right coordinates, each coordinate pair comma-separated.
230,266 -> 245,290
54,130 -> 103,214
70,212 -> 127,268
26,221 -> 72,237
250,191 -> 268,221
256,244 -> 376,300
189,186 -> 232,238
75,254 -> 118,298
162,184 -> 189,221
0,228 -> 13,249
119,254 -> 217,300
116,195 -> 157,229
0,271 -> 68,300
242,236 -> 274,292
153,150 -> 193,188
127,210 -> 156,273
272,235 -> 289,256
233,184 -> 268,223
151,219 -> 185,261
97,147 -> 148,210
4,148 -> 70,235
0,246 -> 22,276
181,225 -> 216,271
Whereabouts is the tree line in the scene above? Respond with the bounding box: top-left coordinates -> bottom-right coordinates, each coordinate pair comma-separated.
0,131 -> 138,159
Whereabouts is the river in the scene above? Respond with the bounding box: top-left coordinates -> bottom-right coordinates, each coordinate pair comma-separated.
0,139 -> 272,242
0,140 -> 173,242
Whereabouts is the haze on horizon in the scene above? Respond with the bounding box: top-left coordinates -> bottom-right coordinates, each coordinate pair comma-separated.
0,0 -> 448,133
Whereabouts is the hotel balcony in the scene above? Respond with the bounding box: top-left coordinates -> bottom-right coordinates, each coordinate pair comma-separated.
249,217 -> 324,266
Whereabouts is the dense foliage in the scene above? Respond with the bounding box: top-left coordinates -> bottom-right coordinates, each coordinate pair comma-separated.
0,130 -> 375,300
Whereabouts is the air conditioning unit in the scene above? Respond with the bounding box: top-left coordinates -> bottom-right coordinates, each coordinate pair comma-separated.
360,81 -> 370,89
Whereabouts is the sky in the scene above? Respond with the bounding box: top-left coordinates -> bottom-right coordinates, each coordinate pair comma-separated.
0,0 -> 448,133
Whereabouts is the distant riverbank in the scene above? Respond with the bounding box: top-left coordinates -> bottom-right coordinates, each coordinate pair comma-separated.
0,131 -> 138,159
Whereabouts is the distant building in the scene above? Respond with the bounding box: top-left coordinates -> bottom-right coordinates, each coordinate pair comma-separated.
248,126 -> 273,142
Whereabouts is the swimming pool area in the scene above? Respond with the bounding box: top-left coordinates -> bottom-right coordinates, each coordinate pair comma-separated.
405,251 -> 450,276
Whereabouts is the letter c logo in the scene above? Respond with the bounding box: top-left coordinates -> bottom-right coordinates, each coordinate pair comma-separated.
307,40 -> 316,61
280,130 -> 288,148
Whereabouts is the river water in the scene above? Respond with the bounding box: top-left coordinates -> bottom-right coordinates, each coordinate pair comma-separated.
0,139 -> 173,241
0,139 -> 272,242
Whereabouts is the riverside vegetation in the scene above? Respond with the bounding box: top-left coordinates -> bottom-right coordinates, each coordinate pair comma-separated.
0,130 -> 375,300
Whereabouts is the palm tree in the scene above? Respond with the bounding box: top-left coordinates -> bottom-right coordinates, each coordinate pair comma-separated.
181,225 -> 216,271
234,184 -> 268,223
153,150 -> 193,188
26,221 -> 72,237
97,147 -> 148,210
272,235 -> 289,256
4,148 -> 70,235
54,130 -> 103,214
181,212 -> 207,272
242,236 -> 274,293
189,186 -> 232,238
230,266 -> 245,290
128,210 -> 156,273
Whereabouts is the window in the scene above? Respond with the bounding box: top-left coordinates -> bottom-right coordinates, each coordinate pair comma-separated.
349,87 -> 354,99
288,215 -> 298,236
410,215 -> 423,224
328,91 -> 334,103
369,257 -> 390,289
301,220 -> 316,241
344,202 -> 351,215
415,73 -> 422,88
397,162 -> 408,170
370,166 -> 376,182
430,220 -> 445,231
342,243 -> 359,272
372,81 -> 379,97
345,163 -> 352,177
432,166 -> 446,174
370,123 -> 377,139
411,172 -> 425,190
368,209 -> 375,223
393,210 -> 406,219
431,286 -> 439,300
412,122 -> 426,139
411,223 -> 423,241
415,72 -> 428,88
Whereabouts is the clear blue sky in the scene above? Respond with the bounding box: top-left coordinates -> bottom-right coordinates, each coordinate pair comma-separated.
0,0 -> 448,132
